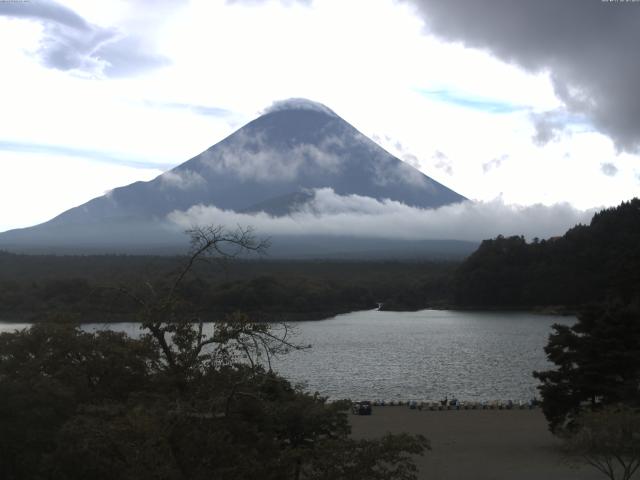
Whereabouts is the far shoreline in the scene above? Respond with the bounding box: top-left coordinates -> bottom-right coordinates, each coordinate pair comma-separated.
0,305 -> 578,326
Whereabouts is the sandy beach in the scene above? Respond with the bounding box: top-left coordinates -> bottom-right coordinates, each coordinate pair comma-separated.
350,407 -> 602,480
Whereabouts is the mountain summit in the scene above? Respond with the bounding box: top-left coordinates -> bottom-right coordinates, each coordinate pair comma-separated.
0,99 -> 469,255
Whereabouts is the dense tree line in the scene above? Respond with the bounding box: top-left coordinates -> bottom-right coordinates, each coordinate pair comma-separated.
453,198 -> 640,309
0,253 -> 455,322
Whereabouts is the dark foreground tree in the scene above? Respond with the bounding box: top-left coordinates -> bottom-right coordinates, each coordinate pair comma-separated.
0,323 -> 157,480
0,226 -> 429,480
562,405 -> 640,480
534,303 -> 640,433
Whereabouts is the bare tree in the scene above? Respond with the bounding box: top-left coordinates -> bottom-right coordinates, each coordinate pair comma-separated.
116,225 -> 305,386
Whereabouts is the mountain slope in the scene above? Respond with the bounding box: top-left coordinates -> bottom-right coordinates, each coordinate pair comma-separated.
0,99 -> 467,255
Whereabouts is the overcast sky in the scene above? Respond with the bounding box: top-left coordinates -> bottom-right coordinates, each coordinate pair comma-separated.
1,0 -> 639,233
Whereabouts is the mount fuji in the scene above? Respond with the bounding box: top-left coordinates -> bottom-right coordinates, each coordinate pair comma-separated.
0,99 -> 474,257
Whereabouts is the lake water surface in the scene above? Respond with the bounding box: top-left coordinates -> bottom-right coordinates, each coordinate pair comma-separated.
0,309 -> 574,402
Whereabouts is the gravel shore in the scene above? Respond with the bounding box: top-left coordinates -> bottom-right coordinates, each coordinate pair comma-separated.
350,407 -> 602,480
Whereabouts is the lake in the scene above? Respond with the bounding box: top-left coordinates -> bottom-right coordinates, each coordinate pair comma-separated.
0,309 -> 574,402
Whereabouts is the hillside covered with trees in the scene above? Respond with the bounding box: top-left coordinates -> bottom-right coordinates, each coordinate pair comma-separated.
453,198 -> 640,310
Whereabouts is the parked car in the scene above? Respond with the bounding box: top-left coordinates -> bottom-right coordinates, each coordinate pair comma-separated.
352,400 -> 372,415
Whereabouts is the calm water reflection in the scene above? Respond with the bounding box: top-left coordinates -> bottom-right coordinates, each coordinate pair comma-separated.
0,309 -> 574,401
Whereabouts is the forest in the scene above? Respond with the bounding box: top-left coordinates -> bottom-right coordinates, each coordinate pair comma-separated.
452,198 -> 640,310
0,251 -> 456,323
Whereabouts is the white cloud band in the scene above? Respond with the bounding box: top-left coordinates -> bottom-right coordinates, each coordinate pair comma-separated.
167,188 -> 595,242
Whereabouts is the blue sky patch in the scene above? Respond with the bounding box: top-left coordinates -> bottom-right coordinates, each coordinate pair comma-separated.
417,89 -> 526,114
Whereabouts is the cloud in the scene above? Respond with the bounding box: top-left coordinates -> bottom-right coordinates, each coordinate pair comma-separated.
226,0 -> 312,6
373,133 -> 420,169
167,188 -> 596,242
372,134 -> 396,145
160,169 -> 206,190
262,98 -> 337,117
372,155 -> 430,189
0,0 -> 88,29
0,0 -> 169,77
530,110 -> 567,146
600,162 -> 618,177
196,121 -> 428,189
370,133 -> 437,182
402,153 -> 421,169
482,154 -> 507,173
143,100 -> 234,118
406,0 -> 640,153
198,129 -> 343,182
432,150 -> 453,175
89,35 -> 170,77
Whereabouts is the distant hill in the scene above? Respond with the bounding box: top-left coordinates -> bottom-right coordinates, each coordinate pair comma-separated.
0,99 -> 467,257
453,198 -> 640,308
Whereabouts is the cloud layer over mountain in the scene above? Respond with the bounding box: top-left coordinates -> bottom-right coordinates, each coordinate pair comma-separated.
168,188 -> 596,242
263,98 -> 338,117
198,129 -> 345,183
